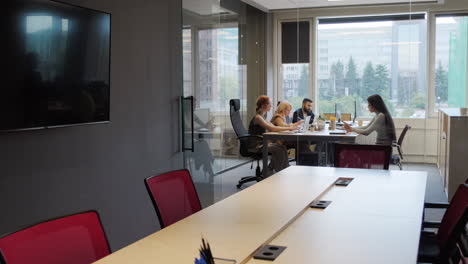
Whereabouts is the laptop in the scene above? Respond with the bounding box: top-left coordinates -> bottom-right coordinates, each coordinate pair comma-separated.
303,116 -> 311,131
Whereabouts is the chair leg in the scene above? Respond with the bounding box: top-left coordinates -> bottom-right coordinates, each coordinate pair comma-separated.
237,176 -> 258,189
237,160 -> 262,189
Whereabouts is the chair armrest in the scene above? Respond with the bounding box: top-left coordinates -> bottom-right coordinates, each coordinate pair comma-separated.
425,202 -> 450,209
423,221 -> 442,229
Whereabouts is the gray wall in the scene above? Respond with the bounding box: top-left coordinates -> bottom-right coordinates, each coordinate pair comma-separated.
0,0 -> 184,251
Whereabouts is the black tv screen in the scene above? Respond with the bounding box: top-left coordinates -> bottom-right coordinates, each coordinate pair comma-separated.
2,0 -> 110,131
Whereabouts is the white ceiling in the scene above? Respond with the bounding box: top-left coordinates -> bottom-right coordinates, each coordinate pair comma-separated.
243,0 -> 437,11
183,0 -> 233,15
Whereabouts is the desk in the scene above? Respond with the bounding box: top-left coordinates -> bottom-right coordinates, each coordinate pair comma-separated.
93,168 -> 337,264
93,166 -> 426,264
262,126 -> 359,177
248,167 -> 427,264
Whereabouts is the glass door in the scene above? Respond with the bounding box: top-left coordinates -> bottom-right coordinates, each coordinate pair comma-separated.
182,0 -> 265,206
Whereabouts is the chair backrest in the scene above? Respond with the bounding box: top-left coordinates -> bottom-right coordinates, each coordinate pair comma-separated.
145,169 -> 201,228
230,99 -> 259,158
229,99 -> 248,137
340,113 -> 352,121
323,113 -> 336,120
437,184 -> 468,257
334,143 -> 392,170
0,211 -> 110,264
397,125 -> 411,147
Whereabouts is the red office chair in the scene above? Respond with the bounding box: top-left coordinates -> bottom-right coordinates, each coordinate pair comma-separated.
419,184 -> 468,264
334,143 -> 392,170
0,211 -> 110,264
145,169 -> 202,228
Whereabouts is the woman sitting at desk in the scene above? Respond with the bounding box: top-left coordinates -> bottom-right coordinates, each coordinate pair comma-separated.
271,101 -> 302,128
344,94 -> 396,145
272,101 -> 311,155
249,96 -> 301,174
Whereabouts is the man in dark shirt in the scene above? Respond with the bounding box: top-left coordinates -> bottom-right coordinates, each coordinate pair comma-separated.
292,98 -> 315,124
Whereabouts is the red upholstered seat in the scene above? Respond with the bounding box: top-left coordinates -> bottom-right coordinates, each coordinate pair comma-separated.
437,184 -> 468,251
334,143 -> 392,170
419,184 -> 468,263
0,211 -> 110,264
145,169 -> 201,228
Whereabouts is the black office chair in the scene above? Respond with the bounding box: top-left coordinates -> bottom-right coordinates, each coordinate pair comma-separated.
229,99 -> 263,189
391,125 -> 411,170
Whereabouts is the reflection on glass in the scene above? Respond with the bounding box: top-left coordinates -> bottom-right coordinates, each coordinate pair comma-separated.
197,27 -> 246,111
435,16 -> 468,111
26,16 -> 52,33
183,28 -> 192,98
317,18 -> 427,118
183,1 -> 265,207
3,0 -> 110,131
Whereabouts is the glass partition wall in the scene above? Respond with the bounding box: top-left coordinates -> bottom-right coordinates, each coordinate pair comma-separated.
182,0 -> 266,206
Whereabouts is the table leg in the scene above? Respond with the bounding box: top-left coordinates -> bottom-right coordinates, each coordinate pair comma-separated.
295,135 -> 299,165
262,137 -> 268,178
324,141 -> 328,166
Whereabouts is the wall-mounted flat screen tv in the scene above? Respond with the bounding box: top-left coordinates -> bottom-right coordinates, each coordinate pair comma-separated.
2,0 -> 110,131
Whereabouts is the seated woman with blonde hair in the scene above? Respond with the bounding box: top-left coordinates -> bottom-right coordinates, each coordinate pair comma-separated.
271,101 -> 302,128
249,96 -> 302,174
272,100 -> 310,154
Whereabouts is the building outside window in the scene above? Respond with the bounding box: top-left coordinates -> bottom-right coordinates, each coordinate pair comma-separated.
316,15 -> 427,118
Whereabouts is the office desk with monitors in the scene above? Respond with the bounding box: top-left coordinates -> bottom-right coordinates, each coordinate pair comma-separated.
93,166 -> 426,264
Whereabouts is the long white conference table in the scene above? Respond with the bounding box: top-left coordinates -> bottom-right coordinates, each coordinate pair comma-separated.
94,166 -> 427,264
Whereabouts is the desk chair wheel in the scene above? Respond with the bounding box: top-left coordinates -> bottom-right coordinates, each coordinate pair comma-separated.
236,166 -> 263,189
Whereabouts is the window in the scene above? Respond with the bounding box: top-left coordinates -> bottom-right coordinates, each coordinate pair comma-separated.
281,21 -> 310,110
434,14 -> 468,111
317,14 -> 427,118
26,16 -> 69,81
196,27 -> 246,111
